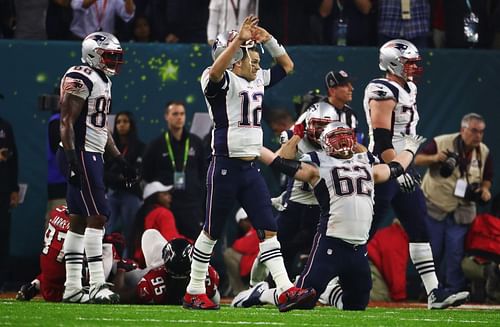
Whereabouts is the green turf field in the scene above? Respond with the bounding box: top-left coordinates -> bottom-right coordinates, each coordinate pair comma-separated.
1,300 -> 499,327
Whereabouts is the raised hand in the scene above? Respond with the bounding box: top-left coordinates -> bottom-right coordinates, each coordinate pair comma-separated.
238,15 -> 259,43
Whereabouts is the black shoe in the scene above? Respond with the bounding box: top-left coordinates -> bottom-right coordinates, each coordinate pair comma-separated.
16,283 -> 38,301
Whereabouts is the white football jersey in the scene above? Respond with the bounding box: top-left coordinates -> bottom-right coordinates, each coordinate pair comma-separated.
363,78 -> 419,155
287,102 -> 360,205
201,67 -> 271,158
60,65 -> 111,153
308,151 -> 377,244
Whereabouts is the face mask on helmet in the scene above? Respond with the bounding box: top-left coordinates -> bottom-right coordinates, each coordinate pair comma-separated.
320,122 -> 356,158
306,118 -> 333,146
379,39 -> 423,81
81,32 -> 124,76
162,238 -> 193,277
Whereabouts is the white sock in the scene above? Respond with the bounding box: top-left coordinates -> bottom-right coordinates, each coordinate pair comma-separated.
260,288 -> 279,306
84,228 -> 105,286
328,284 -> 344,309
249,255 -> 270,287
63,231 -> 85,290
186,232 -> 216,295
259,236 -> 293,294
409,242 -> 439,294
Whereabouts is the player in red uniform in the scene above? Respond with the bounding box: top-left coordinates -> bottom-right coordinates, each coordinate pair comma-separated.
17,205 -> 70,301
114,233 -> 220,305
17,205 -> 120,301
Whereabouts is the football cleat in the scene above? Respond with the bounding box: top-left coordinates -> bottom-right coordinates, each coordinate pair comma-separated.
427,288 -> 469,309
16,283 -> 39,301
89,283 -> 120,304
231,281 -> 269,308
183,293 -> 220,310
278,286 -> 317,312
62,287 -> 90,304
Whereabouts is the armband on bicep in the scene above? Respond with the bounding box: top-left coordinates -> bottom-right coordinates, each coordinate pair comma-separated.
388,161 -> 405,179
373,128 -> 394,154
269,156 -> 301,177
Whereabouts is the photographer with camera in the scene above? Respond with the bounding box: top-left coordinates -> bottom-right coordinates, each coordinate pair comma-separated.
415,113 -> 493,294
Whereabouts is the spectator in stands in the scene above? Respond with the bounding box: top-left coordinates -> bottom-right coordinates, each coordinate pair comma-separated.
104,111 -> 144,255
131,15 -> 151,43
377,0 -> 430,48
415,113 -> 493,293
69,0 -> 135,39
310,0 -> 377,46
14,0 -> 47,39
46,110 -> 67,227
0,114 -> 19,290
223,208 -> 260,296
0,0 -> 15,38
46,0 -> 73,40
128,181 -> 187,268
441,0 -> 497,48
206,0 -> 258,45
461,192 -> 500,303
368,218 -> 409,302
142,101 -> 206,241
147,0 -> 208,43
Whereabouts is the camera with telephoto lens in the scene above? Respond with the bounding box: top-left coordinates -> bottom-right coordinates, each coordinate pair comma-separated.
439,150 -> 459,177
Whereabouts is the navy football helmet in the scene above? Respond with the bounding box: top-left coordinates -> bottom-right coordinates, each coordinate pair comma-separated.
162,238 -> 193,277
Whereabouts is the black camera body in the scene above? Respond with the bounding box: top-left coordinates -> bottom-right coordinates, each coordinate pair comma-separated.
464,183 -> 487,205
439,150 -> 459,177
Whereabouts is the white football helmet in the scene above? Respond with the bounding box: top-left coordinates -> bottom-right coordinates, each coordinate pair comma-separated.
379,39 -> 422,81
211,30 -> 255,68
81,32 -> 123,76
305,104 -> 336,147
320,121 -> 356,159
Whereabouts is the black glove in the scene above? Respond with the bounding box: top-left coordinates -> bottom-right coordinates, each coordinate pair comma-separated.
65,149 -> 85,188
114,156 -> 138,188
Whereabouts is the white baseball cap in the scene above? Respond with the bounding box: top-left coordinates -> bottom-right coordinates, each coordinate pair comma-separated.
235,207 -> 248,223
143,181 -> 173,200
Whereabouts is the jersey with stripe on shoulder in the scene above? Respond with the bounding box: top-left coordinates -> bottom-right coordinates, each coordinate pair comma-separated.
287,102 -> 360,206
201,68 -> 271,157
307,151 -> 378,244
363,78 -> 419,155
60,64 -> 112,153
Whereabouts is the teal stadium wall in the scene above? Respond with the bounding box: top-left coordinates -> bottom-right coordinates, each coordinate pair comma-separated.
0,40 -> 499,257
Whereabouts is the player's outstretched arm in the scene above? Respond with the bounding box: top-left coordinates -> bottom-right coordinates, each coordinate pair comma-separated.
259,146 -> 319,185
209,15 -> 258,82
373,134 -> 426,183
370,98 -> 397,162
253,26 -> 294,74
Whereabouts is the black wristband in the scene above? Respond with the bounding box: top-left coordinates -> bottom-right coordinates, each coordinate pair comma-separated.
388,161 -> 405,179
404,149 -> 415,157
269,156 -> 301,177
373,128 -> 394,155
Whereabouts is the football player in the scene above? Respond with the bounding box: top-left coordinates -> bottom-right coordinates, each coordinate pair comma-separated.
249,122 -> 425,310
16,205 -> 118,302
57,32 -> 137,304
274,70 -> 361,279
114,230 -> 220,305
183,15 -> 315,311
363,39 -> 469,309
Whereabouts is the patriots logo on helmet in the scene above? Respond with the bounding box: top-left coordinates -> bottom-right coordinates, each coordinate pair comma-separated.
375,90 -> 387,97
91,34 -> 107,43
392,42 -> 408,51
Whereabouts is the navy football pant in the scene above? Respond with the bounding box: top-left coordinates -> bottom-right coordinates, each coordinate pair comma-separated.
296,234 -> 371,310
370,179 -> 429,242
204,156 -> 275,240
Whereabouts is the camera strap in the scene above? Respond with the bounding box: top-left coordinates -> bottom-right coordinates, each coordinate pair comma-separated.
454,136 -> 482,185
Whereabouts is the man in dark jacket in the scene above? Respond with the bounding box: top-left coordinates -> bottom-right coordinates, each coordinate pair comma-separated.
142,101 -> 206,240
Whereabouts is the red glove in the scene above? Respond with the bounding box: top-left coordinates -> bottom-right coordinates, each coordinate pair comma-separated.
293,123 -> 305,138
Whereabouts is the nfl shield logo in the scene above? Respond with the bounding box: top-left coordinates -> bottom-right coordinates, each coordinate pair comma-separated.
221,169 -> 227,176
